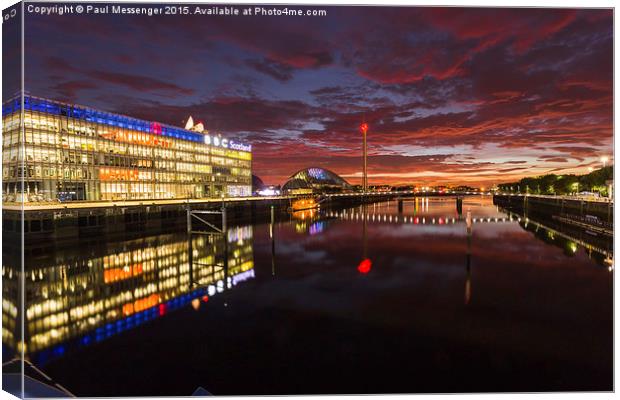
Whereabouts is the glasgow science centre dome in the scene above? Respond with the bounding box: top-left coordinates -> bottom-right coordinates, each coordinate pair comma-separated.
282,167 -> 352,194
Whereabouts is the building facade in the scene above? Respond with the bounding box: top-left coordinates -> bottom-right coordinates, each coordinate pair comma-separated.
2,95 -> 252,203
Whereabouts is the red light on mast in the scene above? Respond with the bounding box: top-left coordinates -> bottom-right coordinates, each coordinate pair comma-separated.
360,123 -> 368,133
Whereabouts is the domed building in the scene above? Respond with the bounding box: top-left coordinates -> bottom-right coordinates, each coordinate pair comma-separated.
282,167 -> 352,194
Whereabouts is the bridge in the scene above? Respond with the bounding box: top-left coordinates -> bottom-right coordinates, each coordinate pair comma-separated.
9,190 -> 614,213
5,190 -> 492,211
322,190 -> 492,198
325,210 -> 517,225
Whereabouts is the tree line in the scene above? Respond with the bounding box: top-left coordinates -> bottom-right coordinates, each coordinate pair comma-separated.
497,166 -> 613,196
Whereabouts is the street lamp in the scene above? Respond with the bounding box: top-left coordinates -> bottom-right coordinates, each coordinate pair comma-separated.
601,156 -> 609,168
360,122 -> 369,192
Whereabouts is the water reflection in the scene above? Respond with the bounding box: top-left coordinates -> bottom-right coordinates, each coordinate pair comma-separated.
270,206 -> 276,276
3,226 -> 255,365
2,196 -> 613,395
465,209 -> 472,305
503,211 -> 613,267
322,197 -> 612,268
358,204 -> 372,274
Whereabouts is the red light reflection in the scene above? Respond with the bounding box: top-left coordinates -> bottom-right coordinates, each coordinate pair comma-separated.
357,258 -> 372,274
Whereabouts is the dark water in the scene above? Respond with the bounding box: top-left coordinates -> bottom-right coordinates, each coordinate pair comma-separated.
5,197 -> 613,395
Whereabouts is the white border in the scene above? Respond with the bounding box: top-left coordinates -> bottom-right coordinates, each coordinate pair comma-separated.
0,1 -> 615,400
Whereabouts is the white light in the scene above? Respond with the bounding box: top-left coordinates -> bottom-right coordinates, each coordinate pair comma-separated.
257,189 -> 280,196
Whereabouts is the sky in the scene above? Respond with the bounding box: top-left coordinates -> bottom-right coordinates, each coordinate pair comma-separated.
12,5 -> 614,186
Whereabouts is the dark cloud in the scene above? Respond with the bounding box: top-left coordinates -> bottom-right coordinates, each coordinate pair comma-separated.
115,96 -> 321,134
85,71 -> 195,95
538,157 -> 569,163
22,7 -> 613,185
52,80 -> 98,100
245,58 -> 294,82
43,56 -> 195,96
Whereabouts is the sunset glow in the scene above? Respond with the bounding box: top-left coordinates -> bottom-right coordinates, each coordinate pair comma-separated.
11,7 -> 613,187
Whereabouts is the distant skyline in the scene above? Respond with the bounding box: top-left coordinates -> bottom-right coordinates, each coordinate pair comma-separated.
11,5 -> 613,186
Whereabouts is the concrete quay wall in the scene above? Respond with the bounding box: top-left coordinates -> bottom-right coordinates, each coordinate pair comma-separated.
493,194 -> 613,223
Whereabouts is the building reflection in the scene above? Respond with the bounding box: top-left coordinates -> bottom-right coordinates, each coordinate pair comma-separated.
292,207 -> 327,235
2,257 -> 20,357
2,226 -> 255,364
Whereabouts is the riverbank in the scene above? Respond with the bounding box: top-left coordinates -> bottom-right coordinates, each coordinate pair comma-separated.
3,193 -> 397,242
493,194 -> 613,228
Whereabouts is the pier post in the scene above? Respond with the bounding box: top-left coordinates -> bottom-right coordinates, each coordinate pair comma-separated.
456,197 -> 463,215
222,204 -> 229,285
187,206 -> 193,286
221,203 -> 227,233
270,204 -> 275,225
398,199 -> 403,213
362,203 -> 368,260
270,205 -> 276,276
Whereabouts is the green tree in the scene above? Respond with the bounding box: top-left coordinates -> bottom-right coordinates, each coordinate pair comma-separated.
539,174 -> 557,194
519,177 -> 539,194
499,165 -> 612,196
556,174 -> 578,195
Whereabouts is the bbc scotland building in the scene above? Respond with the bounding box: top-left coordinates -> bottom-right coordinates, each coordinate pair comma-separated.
2,95 -> 252,203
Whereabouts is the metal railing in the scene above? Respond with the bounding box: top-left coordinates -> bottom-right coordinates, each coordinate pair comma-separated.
186,205 -> 228,288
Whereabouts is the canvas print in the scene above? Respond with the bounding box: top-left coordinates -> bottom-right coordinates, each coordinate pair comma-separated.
1,2 -> 613,397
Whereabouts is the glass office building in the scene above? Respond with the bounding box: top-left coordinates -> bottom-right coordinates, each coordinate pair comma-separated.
2,95 -> 252,203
